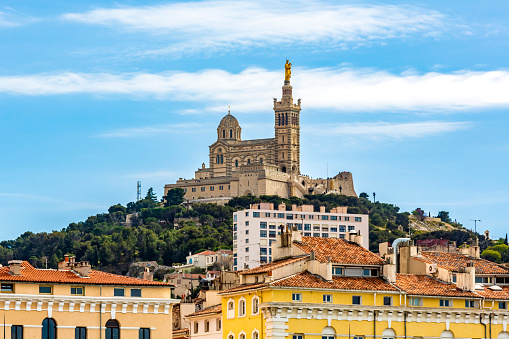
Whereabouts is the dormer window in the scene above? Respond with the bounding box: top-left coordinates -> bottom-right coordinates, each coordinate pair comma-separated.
332,267 -> 343,276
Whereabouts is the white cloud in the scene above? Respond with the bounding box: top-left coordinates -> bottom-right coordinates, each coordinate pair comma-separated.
305,121 -> 471,141
62,1 -> 451,55
2,67 -> 509,113
0,10 -> 37,27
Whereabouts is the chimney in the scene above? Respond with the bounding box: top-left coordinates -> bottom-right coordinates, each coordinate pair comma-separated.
64,254 -> 69,262
354,232 -> 363,247
383,258 -> 396,283
143,267 -> 154,281
73,261 -> 92,277
457,262 -> 476,292
319,206 -> 326,213
8,260 -> 23,276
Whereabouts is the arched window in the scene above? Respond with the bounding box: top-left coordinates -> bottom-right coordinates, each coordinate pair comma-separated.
239,298 -> 246,317
322,326 -> 335,339
252,296 -> 259,314
221,155 -> 224,164
259,158 -> 263,164
222,129 -> 226,138
235,160 -> 239,167
228,334 -> 234,339
382,328 -> 396,339
252,330 -> 259,339
216,155 -> 220,164
227,299 -> 235,319
498,332 -> 509,339
240,333 -> 246,339
281,166 -> 286,173
105,319 -> 120,339
42,318 -> 56,339
247,159 -> 251,164
230,129 -> 233,138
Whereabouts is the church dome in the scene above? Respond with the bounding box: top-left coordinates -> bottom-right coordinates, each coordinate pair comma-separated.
217,111 -> 241,141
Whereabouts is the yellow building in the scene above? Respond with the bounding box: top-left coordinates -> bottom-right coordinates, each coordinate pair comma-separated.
0,256 -> 178,339
220,231 -> 509,339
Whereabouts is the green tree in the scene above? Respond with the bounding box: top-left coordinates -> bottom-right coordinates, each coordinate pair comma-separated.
437,211 -> 452,223
359,192 -> 369,199
145,188 -> 158,203
481,249 -> 502,263
164,188 -> 186,207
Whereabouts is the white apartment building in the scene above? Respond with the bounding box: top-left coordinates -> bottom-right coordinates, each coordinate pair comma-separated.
233,202 -> 369,271
186,249 -> 234,269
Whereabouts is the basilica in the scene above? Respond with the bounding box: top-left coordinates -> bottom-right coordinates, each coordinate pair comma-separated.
164,61 -> 356,203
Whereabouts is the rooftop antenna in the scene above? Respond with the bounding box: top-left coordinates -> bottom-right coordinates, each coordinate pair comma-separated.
469,219 -> 481,234
137,181 -> 142,201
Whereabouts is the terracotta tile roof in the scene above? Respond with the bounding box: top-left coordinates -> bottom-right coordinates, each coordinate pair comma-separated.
294,237 -> 384,266
185,304 -> 222,317
395,274 -> 480,298
476,286 -> 509,300
172,328 -> 189,338
173,329 -> 189,334
271,271 -> 398,291
0,261 -> 172,286
195,250 -> 216,256
165,273 -> 205,280
238,256 -> 308,275
416,252 -> 509,275
218,282 -> 268,294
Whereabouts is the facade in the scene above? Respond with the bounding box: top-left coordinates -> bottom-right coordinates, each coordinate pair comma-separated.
233,202 -> 368,271
164,273 -> 205,299
184,304 -> 222,339
0,256 -> 178,339
220,231 -> 509,339
164,62 -> 356,203
186,249 -> 234,270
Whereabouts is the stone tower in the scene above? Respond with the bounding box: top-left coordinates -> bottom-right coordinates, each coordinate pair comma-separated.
274,61 -> 301,174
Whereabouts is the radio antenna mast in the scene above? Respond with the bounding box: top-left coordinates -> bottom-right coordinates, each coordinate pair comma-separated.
137,181 -> 142,201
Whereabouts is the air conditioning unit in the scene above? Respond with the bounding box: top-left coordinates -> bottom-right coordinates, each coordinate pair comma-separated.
427,263 -> 438,274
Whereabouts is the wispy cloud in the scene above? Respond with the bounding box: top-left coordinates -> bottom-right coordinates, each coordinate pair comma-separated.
62,1 -> 452,55
0,10 -> 37,27
96,122 -> 205,138
2,67 -> 509,113
306,121 -> 472,141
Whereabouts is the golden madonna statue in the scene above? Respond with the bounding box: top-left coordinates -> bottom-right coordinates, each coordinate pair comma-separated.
285,59 -> 292,81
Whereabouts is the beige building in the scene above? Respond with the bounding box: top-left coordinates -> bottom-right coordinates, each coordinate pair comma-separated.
0,256 -> 178,339
164,62 -> 356,202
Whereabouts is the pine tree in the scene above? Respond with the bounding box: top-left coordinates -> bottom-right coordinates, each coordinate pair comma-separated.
145,187 -> 157,203
505,234 -> 508,246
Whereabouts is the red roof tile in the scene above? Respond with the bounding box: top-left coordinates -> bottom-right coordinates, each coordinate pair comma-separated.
271,271 -> 398,291
185,304 -> 222,317
195,250 -> 216,256
239,256 -> 308,275
294,237 -> 384,266
218,282 -> 268,294
0,261 -> 172,286
416,252 -> 509,275
476,286 -> 509,300
395,274 -> 480,298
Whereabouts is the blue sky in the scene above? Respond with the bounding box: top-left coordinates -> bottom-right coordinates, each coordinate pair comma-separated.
1,0 -> 508,241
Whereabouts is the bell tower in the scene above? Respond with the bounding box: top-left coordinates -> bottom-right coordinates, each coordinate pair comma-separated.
274,60 -> 301,174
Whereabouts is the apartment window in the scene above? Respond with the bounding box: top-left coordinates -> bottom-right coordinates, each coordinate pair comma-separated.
339,234 -> 345,239
409,297 -> 422,306
348,226 -> 355,231
201,187 -> 206,191
192,188 -> 196,192
246,212 -> 249,216
304,224 -> 311,231
239,299 -> 246,317
309,215 -> 314,219
260,248 -> 267,255
246,230 -> 249,235
322,233 -> 329,238
296,223 -> 303,230
234,215 -> 237,221
331,227 -> 337,232
323,294 -> 333,303
252,296 -> 259,314
321,215 -> 329,220
452,274 -> 457,283
363,269 -> 378,277
313,226 -> 320,231
71,287 -> 84,295
383,296 -> 392,306
292,293 -> 302,302
246,221 -> 249,226
11,325 -> 23,339
269,231 -> 276,238
139,328 -> 150,339
131,288 -> 142,297
205,321 -> 210,332
278,213 -> 284,218
245,247 -> 249,252
345,217 -> 350,221
339,226 -> 346,232
465,300 -> 475,308
219,186 -> 224,190
216,318 -> 222,331
194,322 -> 199,334
260,256 -> 267,263
39,286 -> 52,294
322,227 -> 329,232
234,224 -> 237,231
304,233 -> 311,236
293,335 -> 304,339
332,267 -> 343,275
330,216 -> 338,220
353,337 -> 364,339
269,224 -> 276,229
313,233 -> 320,237
265,212 -> 271,217
240,334 -> 246,339
253,212 -> 260,217
76,327 -> 87,339
475,277 -> 492,284
352,296 -> 361,305
355,217 -> 362,222
260,222 -> 267,229
114,288 -> 125,297
439,299 -> 451,307
1,283 -> 14,293
499,301 -> 507,309
260,230 -> 267,237
286,214 -> 294,220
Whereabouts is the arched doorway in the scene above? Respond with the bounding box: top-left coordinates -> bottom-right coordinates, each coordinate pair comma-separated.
382,328 -> 396,339
281,166 -> 287,173
322,326 -> 335,339
105,319 -> 120,339
42,318 -> 57,339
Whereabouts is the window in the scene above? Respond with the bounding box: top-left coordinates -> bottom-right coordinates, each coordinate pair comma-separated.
252,296 -> 259,314
293,335 -> 303,339
339,226 -> 346,232
260,230 -> 267,237
1,283 -> 14,293
331,227 -> 337,232
39,286 -> 52,294
269,224 -> 276,229
216,319 -> 222,331
234,215 -> 237,221
296,223 -> 302,230
105,319 -> 120,339
292,293 -> 302,302
42,318 -> 56,339
239,299 -> 246,317
355,217 -> 362,222
363,269 -> 378,277
194,322 -> 199,334
228,335 -> 234,339
114,288 -> 125,297
71,287 -> 84,295
253,331 -> 259,339
322,233 -> 329,238
76,327 -> 87,339
309,215 -> 314,219
383,296 -> 392,306
219,185 -> 224,190
353,337 -> 364,339
253,212 -> 260,217
352,296 -> 361,305
475,277 -> 492,284
260,248 -> 267,255
313,233 -> 320,237
277,213 -> 284,218
240,333 -> 246,339
439,299 -> 451,307
234,224 -> 237,231
499,301 -> 507,309
246,230 -> 249,235
246,221 -> 249,226
332,267 -> 343,275
330,216 -> 338,220
321,215 -> 329,220
201,187 -> 205,191
260,256 -> 267,263
323,294 -> 332,303
210,186 -> 214,191
265,213 -> 270,217
131,288 -> 142,297
322,227 -> 329,232
192,188 -> 196,192
269,231 -> 276,238
11,325 -> 23,339
452,274 -> 457,283
304,224 -> 311,231
304,233 -> 311,236
313,226 -> 320,231
348,226 -> 355,231
245,247 -> 249,252
286,214 -> 294,220
339,234 -> 345,239
205,321 -> 210,332
465,300 -> 475,308
409,297 -> 422,306
139,328 -> 150,339
345,217 -> 350,221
